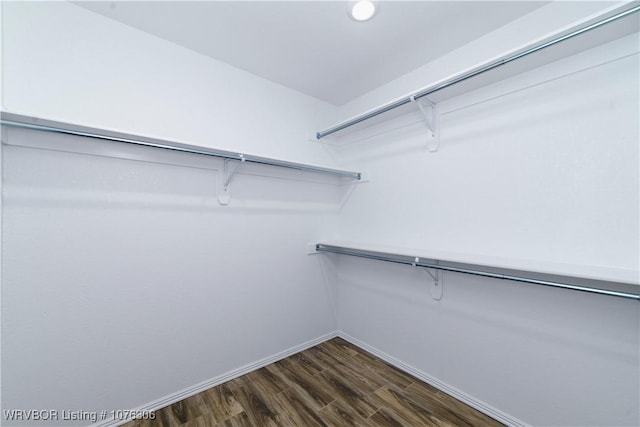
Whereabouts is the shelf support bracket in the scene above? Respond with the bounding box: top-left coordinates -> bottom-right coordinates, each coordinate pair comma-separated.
412,257 -> 443,300
218,156 -> 245,205
410,95 -> 440,152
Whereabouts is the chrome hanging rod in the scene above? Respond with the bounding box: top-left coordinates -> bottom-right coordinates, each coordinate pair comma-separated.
0,113 -> 361,180
315,244 -> 640,301
316,4 -> 640,140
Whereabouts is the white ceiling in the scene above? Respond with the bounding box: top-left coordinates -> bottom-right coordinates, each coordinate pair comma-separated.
75,1 -> 548,106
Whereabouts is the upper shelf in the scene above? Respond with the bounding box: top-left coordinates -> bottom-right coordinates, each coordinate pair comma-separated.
316,3 -> 640,140
0,112 -> 361,181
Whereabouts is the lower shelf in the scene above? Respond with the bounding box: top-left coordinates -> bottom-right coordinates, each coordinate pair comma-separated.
315,242 -> 639,301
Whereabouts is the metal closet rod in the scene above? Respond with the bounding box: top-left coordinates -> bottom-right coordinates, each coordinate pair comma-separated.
316,4 -> 640,140
315,244 -> 640,301
0,114 -> 361,180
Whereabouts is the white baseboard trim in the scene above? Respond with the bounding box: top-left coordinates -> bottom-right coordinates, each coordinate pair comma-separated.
93,330 -> 526,427
92,331 -> 338,427
337,331 -> 529,427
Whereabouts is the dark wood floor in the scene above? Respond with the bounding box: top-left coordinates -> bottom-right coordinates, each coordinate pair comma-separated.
124,338 -> 503,427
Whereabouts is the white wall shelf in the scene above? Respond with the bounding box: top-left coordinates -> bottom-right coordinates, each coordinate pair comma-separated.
315,242 -> 640,300
315,3 -> 640,142
1,112 -> 362,182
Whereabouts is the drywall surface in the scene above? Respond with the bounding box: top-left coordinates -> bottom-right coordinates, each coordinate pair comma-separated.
1,1 -> 336,166
330,3 -> 640,426
1,2 -> 341,426
327,1 -> 640,276
330,2 -> 639,285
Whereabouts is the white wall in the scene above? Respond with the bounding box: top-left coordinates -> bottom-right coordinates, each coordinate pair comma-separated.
330,2 -> 639,426
1,1 -> 337,166
1,2 -> 343,426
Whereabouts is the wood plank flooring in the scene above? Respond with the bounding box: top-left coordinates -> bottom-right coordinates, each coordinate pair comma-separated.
124,338 -> 503,427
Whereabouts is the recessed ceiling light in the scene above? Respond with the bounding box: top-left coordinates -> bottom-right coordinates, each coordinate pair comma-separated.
350,0 -> 377,22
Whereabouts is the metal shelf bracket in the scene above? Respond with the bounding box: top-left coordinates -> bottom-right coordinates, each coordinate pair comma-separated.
410,95 -> 440,152
218,156 -> 245,205
412,257 -> 443,300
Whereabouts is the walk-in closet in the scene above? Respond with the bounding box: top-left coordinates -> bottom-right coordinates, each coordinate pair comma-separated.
1,1 -> 638,426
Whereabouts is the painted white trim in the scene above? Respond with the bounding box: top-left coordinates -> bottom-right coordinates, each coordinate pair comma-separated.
92,330 -> 526,427
91,331 -> 338,427
337,331 -> 530,427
